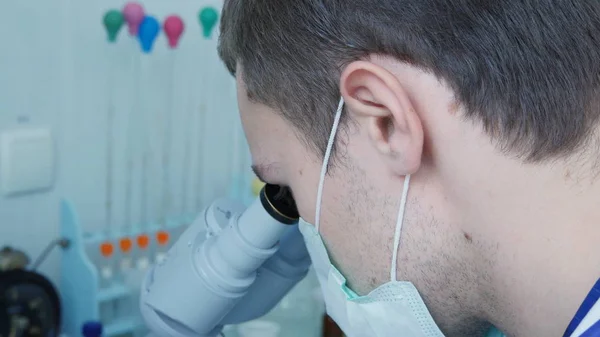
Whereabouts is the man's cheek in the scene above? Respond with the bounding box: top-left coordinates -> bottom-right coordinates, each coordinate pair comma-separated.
287,178 -> 320,224
289,190 -> 315,224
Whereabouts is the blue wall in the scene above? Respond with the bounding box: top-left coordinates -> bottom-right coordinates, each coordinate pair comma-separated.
0,0 -> 251,284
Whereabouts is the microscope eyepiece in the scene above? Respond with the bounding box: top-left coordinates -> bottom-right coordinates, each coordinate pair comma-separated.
260,184 -> 299,225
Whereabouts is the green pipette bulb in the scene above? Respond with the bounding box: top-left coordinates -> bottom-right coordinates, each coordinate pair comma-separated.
199,7 -> 219,38
103,9 -> 124,43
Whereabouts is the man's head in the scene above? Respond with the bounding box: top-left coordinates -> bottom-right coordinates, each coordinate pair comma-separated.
219,1 -> 600,336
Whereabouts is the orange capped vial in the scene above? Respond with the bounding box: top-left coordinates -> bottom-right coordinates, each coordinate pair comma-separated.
156,231 -> 170,246
100,242 -> 114,258
137,234 -> 150,250
119,238 -> 133,253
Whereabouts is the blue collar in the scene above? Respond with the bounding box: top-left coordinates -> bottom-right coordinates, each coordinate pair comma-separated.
564,278 -> 600,337
578,320 -> 600,337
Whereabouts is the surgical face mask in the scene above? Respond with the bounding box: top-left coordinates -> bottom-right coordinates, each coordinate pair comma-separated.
298,98 -> 445,337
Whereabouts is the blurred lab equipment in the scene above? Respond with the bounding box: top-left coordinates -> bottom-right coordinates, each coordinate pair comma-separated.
0,243 -> 66,337
140,184 -> 324,337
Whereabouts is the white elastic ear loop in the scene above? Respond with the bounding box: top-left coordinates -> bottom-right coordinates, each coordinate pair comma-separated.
390,174 -> 411,282
315,98 -> 345,232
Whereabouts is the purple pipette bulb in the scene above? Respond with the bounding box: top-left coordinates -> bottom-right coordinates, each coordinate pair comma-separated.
123,2 -> 145,36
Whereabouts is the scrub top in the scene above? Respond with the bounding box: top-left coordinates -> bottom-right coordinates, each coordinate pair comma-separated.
485,327 -> 505,337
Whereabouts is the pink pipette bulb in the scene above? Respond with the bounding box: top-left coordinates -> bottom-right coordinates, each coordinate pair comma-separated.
122,2 -> 145,36
163,15 -> 185,48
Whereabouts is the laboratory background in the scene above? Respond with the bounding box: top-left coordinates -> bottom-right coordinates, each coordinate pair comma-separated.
0,1 -> 331,336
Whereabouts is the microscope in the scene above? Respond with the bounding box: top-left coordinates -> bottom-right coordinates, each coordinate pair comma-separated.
140,184 -> 313,337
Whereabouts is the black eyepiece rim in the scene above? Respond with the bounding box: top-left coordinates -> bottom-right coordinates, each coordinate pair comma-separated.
259,184 -> 299,225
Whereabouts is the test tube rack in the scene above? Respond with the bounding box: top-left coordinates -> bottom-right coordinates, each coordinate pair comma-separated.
59,199 -> 191,337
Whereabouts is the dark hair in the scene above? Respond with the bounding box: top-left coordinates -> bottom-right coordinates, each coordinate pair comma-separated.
218,1 -> 600,162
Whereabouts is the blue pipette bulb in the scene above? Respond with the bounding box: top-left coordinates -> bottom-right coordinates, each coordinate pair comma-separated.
82,321 -> 103,337
138,15 -> 160,53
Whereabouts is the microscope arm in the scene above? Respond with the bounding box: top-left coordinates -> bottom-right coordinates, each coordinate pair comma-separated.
140,184 -> 308,337
220,224 -> 311,324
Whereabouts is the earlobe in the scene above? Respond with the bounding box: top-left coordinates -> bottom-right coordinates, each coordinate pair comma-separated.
340,60 -> 424,175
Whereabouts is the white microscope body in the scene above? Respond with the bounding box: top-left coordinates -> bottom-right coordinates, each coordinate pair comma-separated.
140,184 -> 312,337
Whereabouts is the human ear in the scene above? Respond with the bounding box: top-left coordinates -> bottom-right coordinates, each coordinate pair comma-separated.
340,60 -> 424,174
